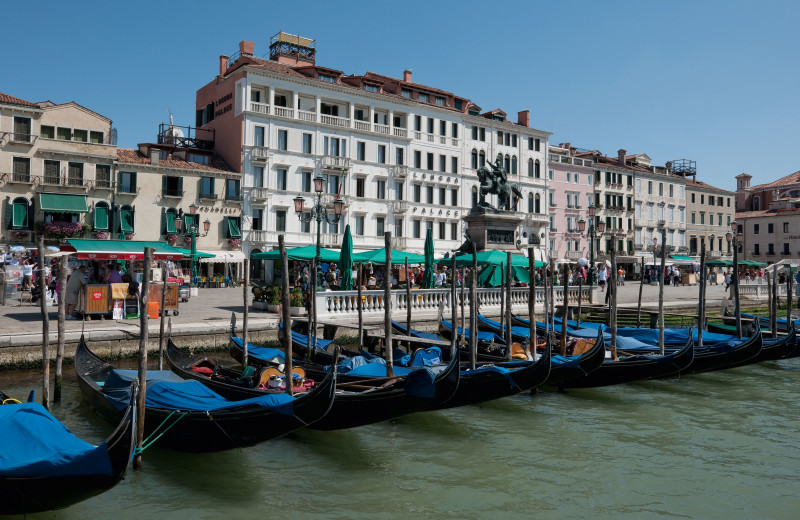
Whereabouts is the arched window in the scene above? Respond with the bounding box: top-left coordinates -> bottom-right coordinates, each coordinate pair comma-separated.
753,196 -> 760,211
9,197 -> 30,229
528,158 -> 534,177
94,201 -> 110,231
119,204 -> 135,235
534,160 -> 541,178
504,154 -> 510,172
511,156 -> 517,175
163,207 -> 177,235
535,194 -> 541,214
528,193 -> 534,213
479,151 -> 486,167
471,149 -> 478,169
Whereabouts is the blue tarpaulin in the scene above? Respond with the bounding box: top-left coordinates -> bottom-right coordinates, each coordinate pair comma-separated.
404,364 -> 448,398
0,403 -> 113,478
278,322 -> 335,351
441,320 -> 504,343
103,370 -> 296,415
396,347 -> 443,367
331,356 -> 414,377
231,337 -> 285,365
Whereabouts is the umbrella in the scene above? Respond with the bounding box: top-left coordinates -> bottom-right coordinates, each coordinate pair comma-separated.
476,264 -> 530,287
351,248 -> 426,265
252,245 -> 341,262
9,246 -> 25,252
339,224 -> 354,290
421,229 -> 435,288
450,250 -> 544,268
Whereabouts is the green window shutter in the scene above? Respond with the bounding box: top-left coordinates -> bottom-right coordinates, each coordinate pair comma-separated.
223,216 -> 230,238
120,209 -> 133,232
94,205 -> 109,231
13,202 -> 27,228
177,176 -> 183,193
228,217 -> 241,238
118,170 -> 123,189
131,172 -> 137,192
162,175 -> 167,195
166,212 -> 176,234
4,200 -> 12,230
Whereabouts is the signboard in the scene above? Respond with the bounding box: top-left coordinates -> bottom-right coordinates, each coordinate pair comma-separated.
91,291 -> 103,300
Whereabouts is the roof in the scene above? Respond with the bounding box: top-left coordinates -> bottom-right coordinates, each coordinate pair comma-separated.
751,171 -> 800,191
116,148 -> 236,174
685,178 -> 735,194
735,208 -> 800,219
0,92 -> 40,108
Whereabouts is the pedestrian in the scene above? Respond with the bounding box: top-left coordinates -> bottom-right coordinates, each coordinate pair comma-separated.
64,265 -> 88,319
103,263 -> 123,283
744,269 -> 751,284
598,264 -> 607,291
617,267 -> 625,286
758,269 -> 763,284
724,270 -> 732,292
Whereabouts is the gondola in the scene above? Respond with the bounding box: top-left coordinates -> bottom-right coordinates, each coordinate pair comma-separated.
75,336 -> 336,452
723,325 -> 795,366
434,337 -> 551,409
725,309 -> 798,333
0,384 -> 136,515
222,330 -> 461,430
561,331 -> 695,388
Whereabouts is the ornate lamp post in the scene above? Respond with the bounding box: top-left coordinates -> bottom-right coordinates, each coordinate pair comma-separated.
726,221 -> 743,338
293,174 -> 345,288
578,204 -> 605,285
175,203 -> 211,289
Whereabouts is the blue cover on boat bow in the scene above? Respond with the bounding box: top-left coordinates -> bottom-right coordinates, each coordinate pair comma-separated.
0,402 -> 113,478
231,336 -> 285,364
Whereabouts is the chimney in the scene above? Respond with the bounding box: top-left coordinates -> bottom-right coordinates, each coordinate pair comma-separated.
403,69 -> 412,83
665,161 -> 672,172
617,149 -> 627,165
239,40 -> 255,56
219,55 -> 229,76
563,142 -> 571,151
150,147 -> 159,166
517,110 -> 530,127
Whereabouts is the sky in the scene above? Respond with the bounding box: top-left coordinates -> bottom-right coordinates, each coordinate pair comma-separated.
3,0 -> 798,192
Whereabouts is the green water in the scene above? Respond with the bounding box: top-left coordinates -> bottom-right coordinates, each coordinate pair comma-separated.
3,358 -> 800,520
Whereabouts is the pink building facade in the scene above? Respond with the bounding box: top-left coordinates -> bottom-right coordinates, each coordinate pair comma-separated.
547,144 -> 595,262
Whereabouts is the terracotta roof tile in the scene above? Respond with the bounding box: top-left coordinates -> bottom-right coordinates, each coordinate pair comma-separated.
751,171 -> 800,191
116,148 -> 236,174
685,178 -> 734,193
0,92 -> 40,108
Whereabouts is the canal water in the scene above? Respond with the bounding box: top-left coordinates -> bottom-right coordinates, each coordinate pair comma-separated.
3,355 -> 800,520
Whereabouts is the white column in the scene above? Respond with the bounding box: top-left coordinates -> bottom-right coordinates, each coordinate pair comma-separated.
369,106 -> 375,126
388,109 -> 394,129
292,92 -> 299,114
315,95 -> 322,116
349,103 -> 355,125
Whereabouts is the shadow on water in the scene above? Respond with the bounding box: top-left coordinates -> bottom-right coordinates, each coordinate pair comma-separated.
288,425 -> 387,470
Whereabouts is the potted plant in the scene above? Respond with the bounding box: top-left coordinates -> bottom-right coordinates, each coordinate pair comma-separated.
9,230 -> 28,241
289,287 -> 306,316
124,232 -> 134,241
266,285 -> 282,313
93,231 -> 109,240
166,233 -> 178,246
228,238 -> 240,249
43,221 -> 84,242
252,286 -> 269,311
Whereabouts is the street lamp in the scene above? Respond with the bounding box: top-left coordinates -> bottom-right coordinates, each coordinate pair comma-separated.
175,203 -> 211,289
293,174 -> 346,288
726,221 -> 742,338
579,205 -> 605,285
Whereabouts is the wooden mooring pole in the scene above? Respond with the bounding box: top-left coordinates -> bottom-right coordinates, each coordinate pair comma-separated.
405,258 -> 412,350
37,236 -> 50,409
528,252 -> 537,361
636,256 -> 644,328
279,236 -> 293,394
450,256 -> 457,360
658,229 -> 667,356
470,253 -> 478,371
242,258 -> 250,366
505,254 -> 513,361
383,232 -> 394,376
134,246 -> 153,470
158,263 -> 167,370
55,256 -> 67,402
610,243 -> 618,361
357,262 -> 364,348
698,246 -> 706,347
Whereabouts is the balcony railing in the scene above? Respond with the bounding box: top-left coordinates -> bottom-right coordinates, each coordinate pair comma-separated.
374,124 -> 390,135
354,120 -> 371,132
394,128 -> 408,138
321,114 -> 349,128
392,237 -> 407,250
320,233 -> 343,247
393,165 -> 408,178
251,146 -> 269,161
249,102 -> 270,115
248,187 -> 270,201
393,200 -> 409,213
274,106 -> 294,119
247,229 -> 275,243
162,188 -> 183,198
225,193 -> 242,202
94,178 -> 114,190
199,192 -> 217,200
42,174 -> 62,186
322,156 -> 350,170
9,133 -> 36,144
297,110 -> 316,122
66,176 -> 86,187
9,171 -> 32,183
566,251 -> 582,259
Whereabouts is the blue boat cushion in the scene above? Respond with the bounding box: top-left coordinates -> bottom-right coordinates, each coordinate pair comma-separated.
395,347 -> 444,367
331,357 -> 414,377
231,337 -> 285,365
392,320 -> 442,341
441,319 -> 504,343
278,322 -> 334,351
102,369 -> 296,415
0,402 -> 113,478
404,363 -> 449,398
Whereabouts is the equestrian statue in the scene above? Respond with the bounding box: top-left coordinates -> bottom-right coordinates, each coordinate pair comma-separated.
476,158 -> 523,212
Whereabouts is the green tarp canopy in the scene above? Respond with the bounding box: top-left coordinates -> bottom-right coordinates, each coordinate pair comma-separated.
61,239 -> 183,260
251,245 -> 341,263
738,260 -> 768,267
450,250 -> 545,268
670,255 -> 695,262
477,264 -> 531,286
174,247 -> 216,259
351,248 -> 426,265
705,260 -> 733,267
39,193 -> 88,213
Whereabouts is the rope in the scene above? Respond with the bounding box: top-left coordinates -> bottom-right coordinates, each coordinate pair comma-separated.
134,410 -> 187,454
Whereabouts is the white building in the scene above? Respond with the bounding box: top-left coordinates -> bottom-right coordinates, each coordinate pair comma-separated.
194,33 -> 550,279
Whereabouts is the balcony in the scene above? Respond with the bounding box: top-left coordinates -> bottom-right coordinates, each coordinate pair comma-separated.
395,128 -> 408,138
251,146 -> 269,162
354,120 -> 371,132
199,192 -> 217,201
393,165 -> 408,179
320,114 -> 349,128
525,213 -> 550,225
94,178 -> 114,190
225,193 -> 242,203
393,200 -> 409,213
374,124 -> 390,135
7,133 -> 37,145
41,174 -> 62,186
118,185 -> 138,195
321,155 -> 350,171
566,251 -> 582,259
248,102 -> 270,115
66,176 -> 87,188
8,171 -> 32,183
392,237 -> 407,250
273,106 -> 294,119
320,233 -> 343,247
162,188 -> 183,198
247,229 -> 276,244
297,110 -> 316,123
248,187 -> 270,202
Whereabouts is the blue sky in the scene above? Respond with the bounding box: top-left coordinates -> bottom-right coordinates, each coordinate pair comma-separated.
3,0 -> 797,191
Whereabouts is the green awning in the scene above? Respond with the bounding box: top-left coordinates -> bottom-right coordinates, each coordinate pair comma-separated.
352,248 -> 426,265
62,239 -> 183,260
670,255 -> 695,262
174,247 -> 216,259
227,218 -> 241,239
39,193 -> 88,213
165,212 -> 176,234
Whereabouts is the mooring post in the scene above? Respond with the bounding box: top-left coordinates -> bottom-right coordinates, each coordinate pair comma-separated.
384,232 -> 394,376
698,246 -> 706,347
37,236 -> 50,409
658,228 -> 667,356
528,251 -> 537,361
499,262 -> 505,347
637,256 -> 644,328
55,256 -> 67,402
505,253 -> 513,361
158,263 -> 167,370
610,243 -> 618,361
279,236 -> 293,394
242,258 -> 250,367
470,251 -> 478,371
405,257 -> 412,351
357,262 -> 364,348
450,256 -> 458,360
134,246 -> 153,470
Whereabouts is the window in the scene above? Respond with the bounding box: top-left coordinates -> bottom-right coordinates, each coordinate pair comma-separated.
95,164 -> 111,188
648,181 -> 653,195
451,188 -> 458,206
302,133 -> 312,154
534,138 -> 540,152
395,182 -> 404,200
700,213 -> 705,225
528,194 -> 534,213
479,151 -> 486,167
394,219 -> 403,238
480,128 -> 486,141
252,209 -> 263,231
691,212 -> 696,224
528,159 -> 534,177
754,224 -> 760,234
73,129 -> 87,143
93,202 -> 110,231
277,130 -> 287,150
414,151 -> 421,168
636,178 -> 641,193
709,196 -> 715,206
534,160 -> 540,178
275,210 -> 286,232
419,93 -> 429,103
427,153 -> 434,170
451,157 -> 458,173
768,243 -> 775,255
377,180 -> 386,199
439,187 -> 446,205
162,175 -> 183,197
414,184 -> 421,203
319,73 -> 336,83
376,217 -> 385,236
427,118 -> 434,134
718,214 -> 722,226
11,157 -> 30,182
435,97 -> 445,106
427,185 -> 434,203
300,171 -> 311,193
439,155 -> 446,172
396,147 -> 404,165
647,203 -> 653,219
700,194 -> 705,204
413,220 -> 421,238
300,217 -> 310,233
276,169 -> 287,191
401,89 -> 411,98
356,178 -> 365,197
768,223 -> 774,233
497,131 -> 503,145
528,137 -> 534,151
548,169 -> 553,180
451,222 -> 458,240
12,117 -> 32,142
41,125 -> 55,139
472,150 -> 478,169
414,115 -> 422,132
355,216 -> 365,235
512,134 -> 517,147
254,126 -> 265,147
727,198 -> 731,207
378,145 -> 386,164
119,171 -> 137,194
119,205 -> 135,234
91,131 -> 106,146
635,202 -> 642,219
754,244 -> 760,255
784,222 -> 789,233
784,243 -> 790,255
57,127 -> 71,140
225,179 -> 241,200
9,197 -> 30,229
511,156 -> 517,175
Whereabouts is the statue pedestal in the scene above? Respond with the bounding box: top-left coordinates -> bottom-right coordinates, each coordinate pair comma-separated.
464,209 -> 524,252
